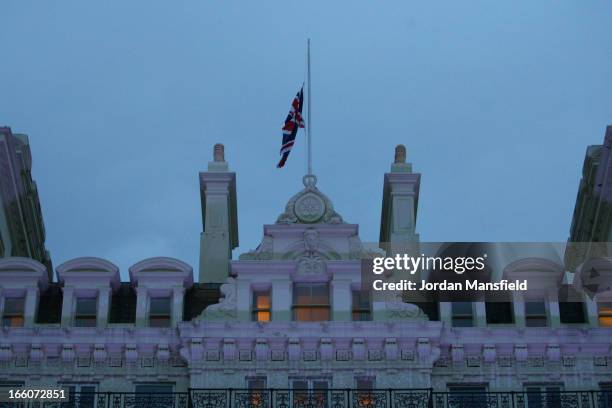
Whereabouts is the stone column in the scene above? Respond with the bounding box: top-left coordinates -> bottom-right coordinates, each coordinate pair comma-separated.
236,281 -> 251,321
135,287 -> 148,327
331,279 -> 352,321
547,289 -> 561,328
24,286 -> 39,327
271,280 -> 291,321
97,287 -> 111,328
585,298 -> 599,327
474,301 -> 487,327
172,286 -> 185,326
439,302 -> 452,326
512,292 -> 526,328
61,286 -> 74,327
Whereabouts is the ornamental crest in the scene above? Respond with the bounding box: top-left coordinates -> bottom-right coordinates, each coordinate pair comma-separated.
276,176 -> 344,225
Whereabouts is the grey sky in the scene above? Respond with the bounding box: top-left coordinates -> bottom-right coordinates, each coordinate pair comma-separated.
2,1 -> 611,280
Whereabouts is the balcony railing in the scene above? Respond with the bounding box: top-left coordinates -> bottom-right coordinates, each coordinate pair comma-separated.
1,389 -> 611,408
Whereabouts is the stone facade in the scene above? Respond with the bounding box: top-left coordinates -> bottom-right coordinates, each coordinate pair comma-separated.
1,141 -> 612,399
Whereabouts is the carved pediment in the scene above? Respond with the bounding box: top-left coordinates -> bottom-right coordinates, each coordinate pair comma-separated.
276,176 -> 343,225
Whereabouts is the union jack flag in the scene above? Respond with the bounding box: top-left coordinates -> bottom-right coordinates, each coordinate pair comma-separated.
277,86 -> 305,168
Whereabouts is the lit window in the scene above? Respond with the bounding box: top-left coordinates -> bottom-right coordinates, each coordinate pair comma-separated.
355,377 -> 375,407
598,303 -> 612,327
292,284 -> 330,322
485,302 -> 513,324
451,302 -> 473,327
2,297 -> 25,327
247,377 -> 267,407
149,298 -> 171,327
252,291 -> 271,322
525,302 -> 547,327
352,290 -> 372,321
74,298 -> 97,327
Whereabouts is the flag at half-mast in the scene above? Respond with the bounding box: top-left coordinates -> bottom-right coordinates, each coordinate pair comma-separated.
277,86 -> 305,168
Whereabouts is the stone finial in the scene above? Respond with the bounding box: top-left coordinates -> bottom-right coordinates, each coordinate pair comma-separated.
394,145 -> 406,164
213,143 -> 225,162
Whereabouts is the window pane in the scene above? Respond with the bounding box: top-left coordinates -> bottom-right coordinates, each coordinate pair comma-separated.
253,292 -> 271,309
559,302 -> 586,324
452,302 -> 472,315
150,298 -> 171,315
452,317 -> 473,327
149,316 -> 171,328
352,290 -> 371,309
2,316 -> 24,327
485,302 -> 513,324
135,384 -> 173,393
448,385 -> 487,407
293,286 -> 310,304
598,303 -> 612,327
310,308 -> 330,321
356,378 -> 374,390
247,378 -> 266,389
75,316 -> 97,327
525,302 -> 546,315
311,285 -> 329,304
255,311 -> 270,322
3,298 -> 25,314
294,284 -> 330,305
76,298 -> 97,315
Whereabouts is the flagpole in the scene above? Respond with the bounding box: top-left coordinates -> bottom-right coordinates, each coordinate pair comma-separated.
307,38 -> 312,177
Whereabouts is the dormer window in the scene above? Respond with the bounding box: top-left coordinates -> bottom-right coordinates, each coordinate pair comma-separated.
74,297 -> 97,327
252,290 -> 271,322
292,283 -> 330,321
2,297 -> 25,327
149,297 -> 171,327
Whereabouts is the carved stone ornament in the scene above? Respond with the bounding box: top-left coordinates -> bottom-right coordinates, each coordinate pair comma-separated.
384,293 -> 427,321
200,277 -> 238,320
297,255 -> 326,275
276,176 -> 343,225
